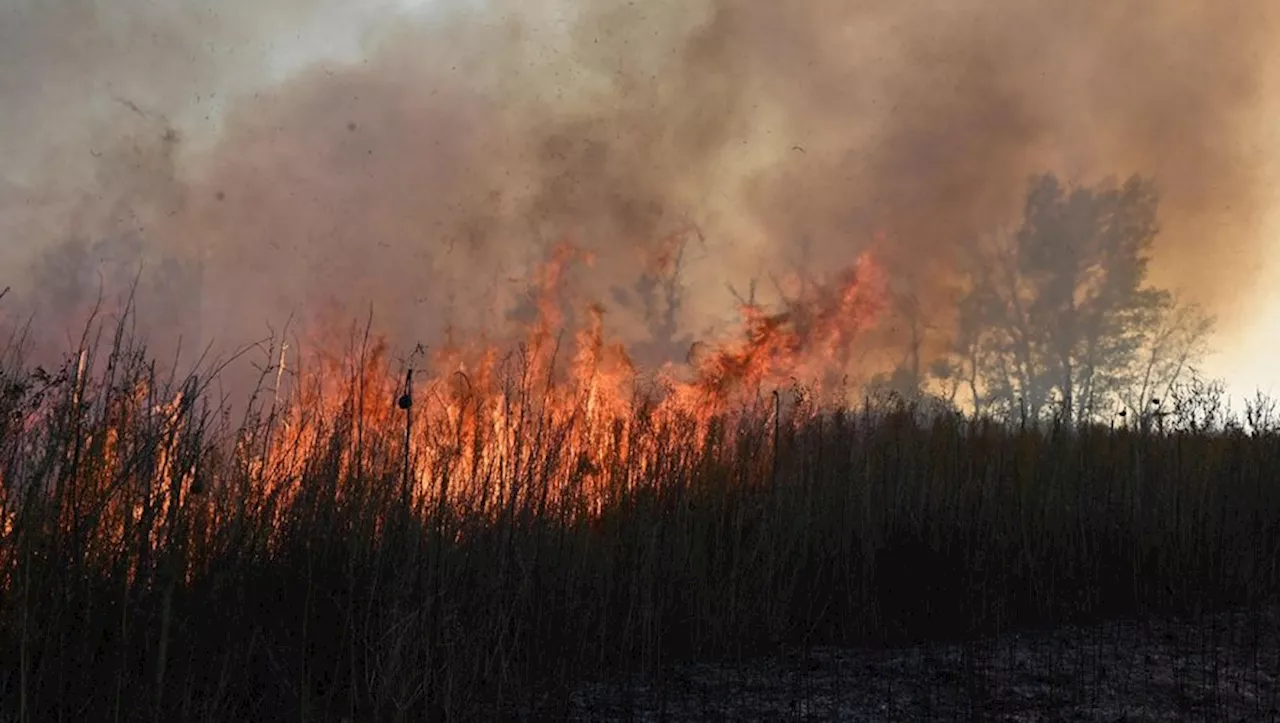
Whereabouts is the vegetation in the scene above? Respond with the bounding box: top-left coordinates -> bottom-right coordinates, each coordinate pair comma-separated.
924,174 -> 1215,425
0,308 -> 1278,722
0,174 -> 1273,720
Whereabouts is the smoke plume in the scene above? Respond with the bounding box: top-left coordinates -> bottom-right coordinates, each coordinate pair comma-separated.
2,0 -> 1277,381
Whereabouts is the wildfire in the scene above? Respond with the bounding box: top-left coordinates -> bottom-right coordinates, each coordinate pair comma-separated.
683,250 -> 886,406
0,240 -> 889,554
250,242 -> 888,517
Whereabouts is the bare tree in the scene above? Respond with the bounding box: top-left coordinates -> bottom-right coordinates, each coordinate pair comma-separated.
1118,293 -> 1214,424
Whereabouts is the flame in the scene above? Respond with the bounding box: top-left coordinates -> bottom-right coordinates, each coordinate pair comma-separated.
250,242 -> 888,518
683,250 -> 886,408
0,240 -> 889,566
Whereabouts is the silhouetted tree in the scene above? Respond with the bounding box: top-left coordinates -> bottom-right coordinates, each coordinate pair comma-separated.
937,173 -> 1213,424
1119,292 -> 1214,428
869,290 -> 933,401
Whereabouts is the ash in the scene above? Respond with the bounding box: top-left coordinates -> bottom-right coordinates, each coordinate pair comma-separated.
567,605 -> 1280,722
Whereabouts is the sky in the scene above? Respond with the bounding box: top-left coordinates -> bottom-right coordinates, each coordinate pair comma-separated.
1191,78 -> 1280,399
1219,116 -> 1280,399
1,0 -> 1279,404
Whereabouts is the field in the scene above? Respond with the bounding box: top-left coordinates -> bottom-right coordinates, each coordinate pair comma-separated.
1,312 -> 1278,722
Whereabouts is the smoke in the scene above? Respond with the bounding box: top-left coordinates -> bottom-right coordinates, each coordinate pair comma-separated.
2,0 -> 1276,380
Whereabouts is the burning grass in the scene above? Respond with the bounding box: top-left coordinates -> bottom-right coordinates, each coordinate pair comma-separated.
1,291 -> 1279,721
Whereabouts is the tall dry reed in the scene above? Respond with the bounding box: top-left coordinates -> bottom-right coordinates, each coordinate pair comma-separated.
0,311 -> 1277,721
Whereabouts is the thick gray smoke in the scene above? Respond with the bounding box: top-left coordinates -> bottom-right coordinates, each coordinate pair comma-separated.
2,0 -> 1277,381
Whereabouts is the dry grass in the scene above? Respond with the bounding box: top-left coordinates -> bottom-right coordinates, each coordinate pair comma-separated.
0,313 -> 1278,722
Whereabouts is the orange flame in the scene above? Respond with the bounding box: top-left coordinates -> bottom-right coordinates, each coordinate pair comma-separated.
1,241 -> 888,548
251,243 -> 888,517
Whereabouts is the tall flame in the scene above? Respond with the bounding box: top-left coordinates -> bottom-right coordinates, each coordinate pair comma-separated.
239,243 -> 889,519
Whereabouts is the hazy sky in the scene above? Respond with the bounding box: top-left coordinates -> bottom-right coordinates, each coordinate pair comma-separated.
2,0 -> 1278,401
1195,86 -> 1280,399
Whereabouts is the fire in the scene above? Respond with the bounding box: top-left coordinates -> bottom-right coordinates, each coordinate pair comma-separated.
0,240 -> 889,560
683,250 -> 886,407
251,242 -> 888,519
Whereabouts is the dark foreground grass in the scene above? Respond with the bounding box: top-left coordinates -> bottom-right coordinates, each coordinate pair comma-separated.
1,324 -> 1278,722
